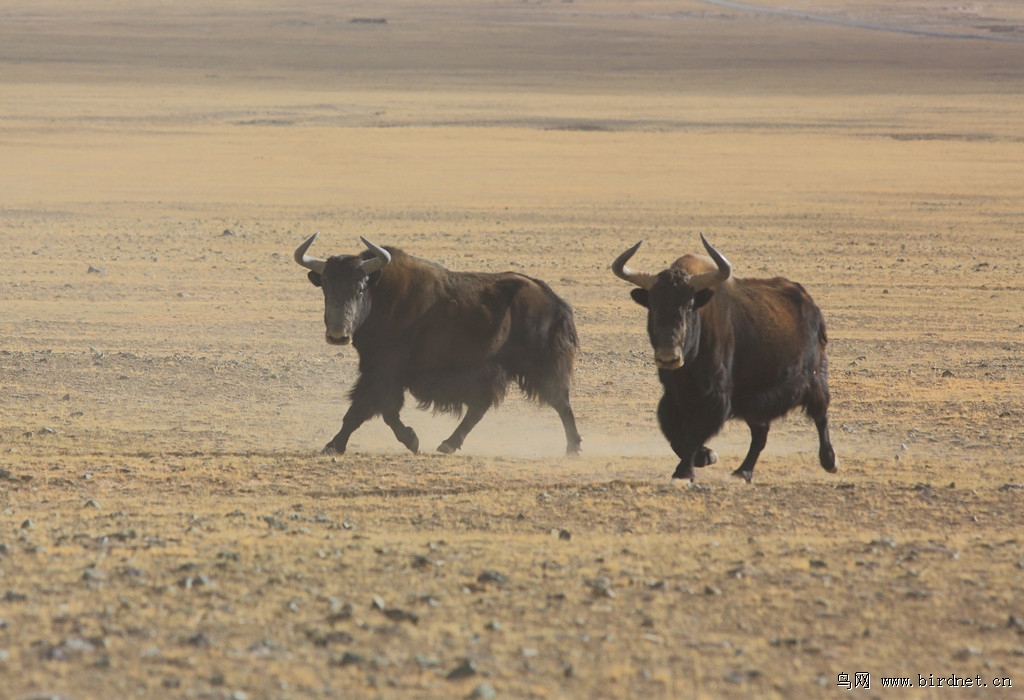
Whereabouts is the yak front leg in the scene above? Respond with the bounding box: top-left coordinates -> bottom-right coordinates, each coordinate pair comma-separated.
323,400 -> 375,455
323,375 -> 393,455
659,393 -> 713,480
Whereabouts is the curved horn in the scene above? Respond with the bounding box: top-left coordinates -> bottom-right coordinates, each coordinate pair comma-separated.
611,241 -> 656,290
359,236 -> 392,275
688,233 -> 732,291
294,232 -> 327,275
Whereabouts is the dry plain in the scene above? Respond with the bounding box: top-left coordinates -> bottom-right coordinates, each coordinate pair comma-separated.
2,1 -> 1024,698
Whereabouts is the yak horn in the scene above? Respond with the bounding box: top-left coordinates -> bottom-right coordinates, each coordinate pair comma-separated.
359,236 -> 392,275
611,241 -> 656,290
294,232 -> 327,275
688,233 -> 732,292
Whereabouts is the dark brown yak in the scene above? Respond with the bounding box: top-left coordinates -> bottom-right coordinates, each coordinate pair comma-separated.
612,235 -> 836,482
294,233 -> 582,456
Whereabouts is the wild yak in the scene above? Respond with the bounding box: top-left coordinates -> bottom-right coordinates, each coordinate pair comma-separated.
294,233 -> 582,456
611,235 -> 837,482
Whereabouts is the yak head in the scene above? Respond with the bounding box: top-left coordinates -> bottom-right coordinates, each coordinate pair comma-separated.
612,234 -> 731,370
294,233 -> 391,346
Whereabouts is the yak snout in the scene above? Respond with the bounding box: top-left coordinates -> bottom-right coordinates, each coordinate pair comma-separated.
654,348 -> 683,370
325,332 -> 351,346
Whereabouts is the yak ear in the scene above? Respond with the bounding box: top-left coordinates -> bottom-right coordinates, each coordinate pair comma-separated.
307,271 -> 323,287
630,288 -> 650,308
366,269 -> 384,287
694,289 -> 714,309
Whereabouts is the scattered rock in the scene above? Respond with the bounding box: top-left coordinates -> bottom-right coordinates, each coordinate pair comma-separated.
179,573 -> 212,589
334,651 -> 364,667
328,600 -> 354,622
258,515 -> 287,531
382,608 -> 419,624
477,570 -> 508,585
248,639 -> 284,656
586,577 -> 616,599
469,682 -> 497,699
446,658 -> 478,680
82,568 -> 105,582
704,585 -> 722,596
186,632 -> 212,647
307,629 -> 353,646
87,265 -> 106,274
413,654 -> 441,668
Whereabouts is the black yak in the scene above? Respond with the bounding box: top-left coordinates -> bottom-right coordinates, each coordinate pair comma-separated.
295,233 -> 582,456
612,235 -> 836,482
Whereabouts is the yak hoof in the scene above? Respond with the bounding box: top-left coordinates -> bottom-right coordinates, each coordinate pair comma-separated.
671,465 -> 694,480
401,431 -> 420,454
731,468 -> 753,483
821,448 -> 838,473
321,443 -> 345,456
694,447 -> 718,468
437,441 -> 458,454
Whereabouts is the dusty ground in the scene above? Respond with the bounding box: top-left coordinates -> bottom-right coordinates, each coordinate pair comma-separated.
2,1 -> 1024,698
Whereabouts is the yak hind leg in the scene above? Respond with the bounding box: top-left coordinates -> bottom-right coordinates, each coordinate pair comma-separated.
805,380 -> 837,473
382,409 -> 419,454
438,401 -> 489,454
732,422 -> 769,483
815,415 -> 837,473
556,400 -> 583,456
543,387 -> 582,456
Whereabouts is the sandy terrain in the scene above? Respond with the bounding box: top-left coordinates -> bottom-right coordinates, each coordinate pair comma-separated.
2,1 -> 1024,698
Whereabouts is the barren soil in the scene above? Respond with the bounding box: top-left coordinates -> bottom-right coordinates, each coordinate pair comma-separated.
2,1 -> 1024,698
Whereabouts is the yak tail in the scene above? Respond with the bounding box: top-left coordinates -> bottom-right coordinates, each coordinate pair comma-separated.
550,295 -> 579,379
515,288 -> 579,404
